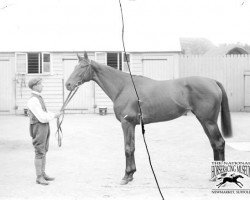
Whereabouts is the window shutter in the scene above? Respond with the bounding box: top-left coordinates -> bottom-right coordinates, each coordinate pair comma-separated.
15,53 -> 27,74
42,53 -> 51,73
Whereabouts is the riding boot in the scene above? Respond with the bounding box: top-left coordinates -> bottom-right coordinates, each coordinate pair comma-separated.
35,158 -> 49,185
42,156 -> 55,181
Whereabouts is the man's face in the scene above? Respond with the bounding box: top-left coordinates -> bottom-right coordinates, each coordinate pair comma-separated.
33,81 -> 43,93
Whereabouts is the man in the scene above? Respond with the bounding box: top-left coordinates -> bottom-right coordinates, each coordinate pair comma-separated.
27,78 -> 61,185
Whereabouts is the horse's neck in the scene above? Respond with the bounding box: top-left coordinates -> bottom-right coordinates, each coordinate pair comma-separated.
91,61 -> 127,102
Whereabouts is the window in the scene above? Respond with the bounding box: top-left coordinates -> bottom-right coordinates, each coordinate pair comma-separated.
26,53 -> 51,74
98,52 -> 130,72
28,53 -> 40,73
107,52 -> 122,70
42,53 -> 51,73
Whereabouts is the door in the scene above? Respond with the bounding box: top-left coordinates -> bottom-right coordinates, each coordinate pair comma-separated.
143,57 -> 175,80
63,59 -> 94,113
0,59 -> 14,114
94,52 -> 113,113
245,75 -> 250,108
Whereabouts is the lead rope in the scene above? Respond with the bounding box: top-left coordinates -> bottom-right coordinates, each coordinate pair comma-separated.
56,86 -> 79,147
118,1 -> 165,199
56,61 -> 91,147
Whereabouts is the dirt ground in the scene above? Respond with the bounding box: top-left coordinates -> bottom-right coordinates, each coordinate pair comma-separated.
0,112 -> 250,200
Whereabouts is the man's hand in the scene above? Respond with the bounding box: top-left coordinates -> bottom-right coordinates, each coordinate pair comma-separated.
55,112 -> 63,118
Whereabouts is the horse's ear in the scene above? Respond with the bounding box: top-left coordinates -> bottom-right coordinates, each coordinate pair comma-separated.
84,51 -> 88,60
77,54 -> 83,61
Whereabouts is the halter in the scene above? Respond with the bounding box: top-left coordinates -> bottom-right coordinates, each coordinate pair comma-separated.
55,60 -> 92,147
76,60 -> 92,86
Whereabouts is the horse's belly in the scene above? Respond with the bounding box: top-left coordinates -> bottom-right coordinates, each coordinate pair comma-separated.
142,100 -> 187,124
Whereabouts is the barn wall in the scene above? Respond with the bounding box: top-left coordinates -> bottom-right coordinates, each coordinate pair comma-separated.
92,52 -> 180,114
0,53 -> 15,114
94,52 -> 114,114
15,53 -> 64,114
11,51 -> 181,115
179,55 -> 250,111
15,52 -> 97,115
130,52 -> 179,79
6,52 -> 250,115
61,52 -> 95,114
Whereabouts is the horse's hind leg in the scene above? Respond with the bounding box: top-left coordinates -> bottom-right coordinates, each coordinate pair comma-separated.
200,120 -> 225,161
216,182 -> 223,188
193,107 -> 225,161
120,119 -> 136,185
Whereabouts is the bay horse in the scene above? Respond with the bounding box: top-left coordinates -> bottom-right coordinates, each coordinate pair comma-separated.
65,52 -> 232,185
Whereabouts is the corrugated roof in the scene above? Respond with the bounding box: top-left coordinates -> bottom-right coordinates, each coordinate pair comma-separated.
0,0 -> 181,52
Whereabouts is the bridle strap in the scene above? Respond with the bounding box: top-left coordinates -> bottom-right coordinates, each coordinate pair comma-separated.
55,60 -> 92,147
56,87 -> 79,147
77,60 -> 92,85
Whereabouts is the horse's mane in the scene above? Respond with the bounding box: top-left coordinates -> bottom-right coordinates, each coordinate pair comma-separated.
92,60 -> 152,80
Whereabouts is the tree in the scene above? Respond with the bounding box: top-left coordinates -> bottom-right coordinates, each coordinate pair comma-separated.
180,38 -> 216,55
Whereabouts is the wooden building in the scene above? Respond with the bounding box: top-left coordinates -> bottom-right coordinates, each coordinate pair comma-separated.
1,44 -> 250,115
0,48 -> 181,115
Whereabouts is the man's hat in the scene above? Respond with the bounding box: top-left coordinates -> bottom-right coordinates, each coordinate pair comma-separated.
28,78 -> 42,89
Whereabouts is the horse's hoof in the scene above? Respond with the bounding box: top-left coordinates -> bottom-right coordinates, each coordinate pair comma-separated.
120,177 -> 133,185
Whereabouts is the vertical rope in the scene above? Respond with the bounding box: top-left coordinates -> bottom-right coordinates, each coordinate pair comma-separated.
118,1 -> 165,199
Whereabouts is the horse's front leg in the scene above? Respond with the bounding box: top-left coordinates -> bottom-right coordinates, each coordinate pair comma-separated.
120,119 -> 136,185
235,182 -> 242,188
238,181 -> 243,186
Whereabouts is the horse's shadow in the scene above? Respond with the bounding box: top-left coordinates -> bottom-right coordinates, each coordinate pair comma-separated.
216,174 -> 244,188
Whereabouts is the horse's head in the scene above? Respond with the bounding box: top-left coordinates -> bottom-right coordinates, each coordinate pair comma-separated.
237,175 -> 244,179
65,52 -> 93,91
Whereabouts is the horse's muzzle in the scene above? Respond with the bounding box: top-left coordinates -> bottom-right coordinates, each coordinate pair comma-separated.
65,82 -> 74,91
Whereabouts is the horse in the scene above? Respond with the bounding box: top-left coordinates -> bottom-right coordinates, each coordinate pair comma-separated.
216,174 -> 244,188
65,52 -> 233,185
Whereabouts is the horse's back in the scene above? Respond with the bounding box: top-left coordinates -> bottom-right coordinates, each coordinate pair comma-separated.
179,76 -> 221,99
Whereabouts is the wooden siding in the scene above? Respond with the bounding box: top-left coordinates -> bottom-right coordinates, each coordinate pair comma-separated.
92,52 -> 180,114
15,53 -> 63,114
130,52 -> 179,78
244,74 -> 250,107
15,76 -> 64,114
63,58 -> 95,113
0,53 -> 15,114
16,53 -> 27,74
94,52 -> 114,113
14,52 -> 95,114
14,52 -> 180,115
3,52 -> 250,115
142,57 -> 175,80
179,55 -> 250,111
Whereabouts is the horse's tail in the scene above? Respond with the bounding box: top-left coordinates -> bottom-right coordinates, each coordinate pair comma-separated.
216,81 -> 233,138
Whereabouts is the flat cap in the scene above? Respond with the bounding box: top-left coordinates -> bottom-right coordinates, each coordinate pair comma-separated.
28,78 -> 42,89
